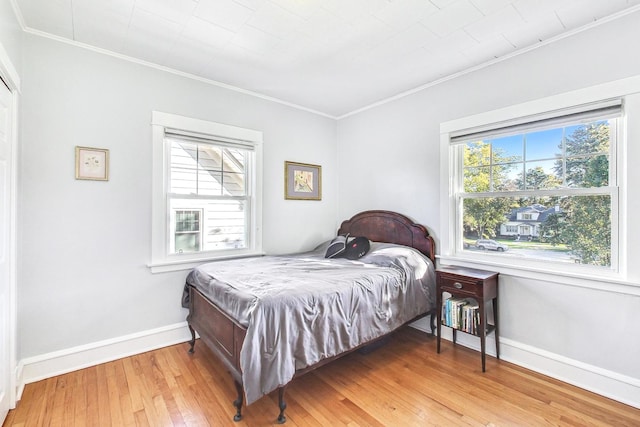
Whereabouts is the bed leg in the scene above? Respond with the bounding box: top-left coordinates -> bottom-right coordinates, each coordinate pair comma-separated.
277,386 -> 287,424
188,325 -> 196,354
233,380 -> 244,422
430,309 -> 437,336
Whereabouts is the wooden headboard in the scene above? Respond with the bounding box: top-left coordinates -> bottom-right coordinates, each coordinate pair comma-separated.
337,210 -> 436,264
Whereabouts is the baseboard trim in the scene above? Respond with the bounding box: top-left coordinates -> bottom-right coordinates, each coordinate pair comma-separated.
499,337 -> 640,409
420,326 -> 640,410
16,322 -> 192,400
16,322 -> 640,411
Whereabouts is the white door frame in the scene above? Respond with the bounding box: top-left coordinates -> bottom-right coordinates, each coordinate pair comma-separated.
0,40 -> 20,423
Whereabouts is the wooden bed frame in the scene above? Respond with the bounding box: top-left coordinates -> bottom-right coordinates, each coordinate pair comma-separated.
186,210 -> 436,423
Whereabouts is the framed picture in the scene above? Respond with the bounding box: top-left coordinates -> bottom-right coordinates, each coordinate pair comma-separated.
75,146 -> 109,181
285,161 -> 321,200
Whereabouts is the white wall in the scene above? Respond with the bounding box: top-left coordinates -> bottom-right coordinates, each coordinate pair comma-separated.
337,11 -> 640,406
17,34 -> 338,360
0,0 -> 22,78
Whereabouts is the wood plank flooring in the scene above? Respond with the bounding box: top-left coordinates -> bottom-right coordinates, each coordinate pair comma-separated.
4,327 -> 640,426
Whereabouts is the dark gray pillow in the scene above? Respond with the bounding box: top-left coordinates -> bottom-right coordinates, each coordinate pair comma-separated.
344,236 -> 371,259
325,234 -> 349,258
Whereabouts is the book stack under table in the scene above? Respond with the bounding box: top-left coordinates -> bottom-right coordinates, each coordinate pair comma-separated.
442,297 -> 481,335
436,266 -> 499,372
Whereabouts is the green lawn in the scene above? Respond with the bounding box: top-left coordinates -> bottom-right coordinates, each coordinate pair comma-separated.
464,237 -> 570,252
501,239 -> 569,252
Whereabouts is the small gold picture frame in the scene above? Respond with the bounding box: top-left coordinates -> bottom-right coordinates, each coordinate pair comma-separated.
75,146 -> 109,181
285,161 -> 321,200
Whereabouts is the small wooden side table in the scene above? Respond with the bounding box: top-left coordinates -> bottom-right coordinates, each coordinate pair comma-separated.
436,266 -> 499,372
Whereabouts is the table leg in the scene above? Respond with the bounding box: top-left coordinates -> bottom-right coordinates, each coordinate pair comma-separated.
493,297 -> 500,359
436,291 -> 442,353
479,299 -> 486,372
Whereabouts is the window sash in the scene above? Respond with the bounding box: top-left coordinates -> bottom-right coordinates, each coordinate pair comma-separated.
460,186 -> 614,199
458,118 -> 618,194
456,190 -> 618,270
166,134 -> 253,256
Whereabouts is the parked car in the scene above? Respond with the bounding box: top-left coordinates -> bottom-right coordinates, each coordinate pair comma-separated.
476,239 -> 509,252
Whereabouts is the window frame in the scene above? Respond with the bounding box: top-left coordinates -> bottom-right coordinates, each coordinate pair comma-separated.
149,111 -> 263,273
456,114 -> 620,270
439,80 -> 639,287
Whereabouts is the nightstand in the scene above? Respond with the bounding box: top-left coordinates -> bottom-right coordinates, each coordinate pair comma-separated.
436,266 -> 499,372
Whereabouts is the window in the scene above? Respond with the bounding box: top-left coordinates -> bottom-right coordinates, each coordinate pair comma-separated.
150,112 -> 263,272
173,210 -> 201,253
442,98 -> 623,275
168,137 -> 250,253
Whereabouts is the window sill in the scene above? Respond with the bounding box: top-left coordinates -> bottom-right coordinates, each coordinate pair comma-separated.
148,251 -> 265,274
437,254 -> 640,296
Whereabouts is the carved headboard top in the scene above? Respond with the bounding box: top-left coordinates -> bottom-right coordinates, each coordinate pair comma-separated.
337,210 -> 436,264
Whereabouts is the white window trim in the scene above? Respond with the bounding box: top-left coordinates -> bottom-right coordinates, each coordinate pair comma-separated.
439,76 -> 640,292
149,111 -> 263,273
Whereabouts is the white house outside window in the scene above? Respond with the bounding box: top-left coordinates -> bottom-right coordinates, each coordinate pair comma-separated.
445,100 -> 622,273
150,112 -> 263,273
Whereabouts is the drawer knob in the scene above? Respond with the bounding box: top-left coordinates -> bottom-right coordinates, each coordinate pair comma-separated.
453,282 -> 463,289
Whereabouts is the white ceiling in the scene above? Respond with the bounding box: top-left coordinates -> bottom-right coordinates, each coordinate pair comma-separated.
12,0 -> 640,117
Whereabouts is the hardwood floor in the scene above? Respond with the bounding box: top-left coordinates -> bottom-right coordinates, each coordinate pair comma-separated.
4,328 -> 640,426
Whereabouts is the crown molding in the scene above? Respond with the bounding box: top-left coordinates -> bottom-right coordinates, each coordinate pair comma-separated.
18,27 -> 337,119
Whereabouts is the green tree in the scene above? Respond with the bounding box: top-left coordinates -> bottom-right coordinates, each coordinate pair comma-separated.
514,166 -> 562,206
554,122 -> 610,187
463,198 -> 512,239
516,166 -> 562,190
554,122 -> 611,266
463,142 -> 516,238
539,211 -> 566,245
560,195 -> 611,265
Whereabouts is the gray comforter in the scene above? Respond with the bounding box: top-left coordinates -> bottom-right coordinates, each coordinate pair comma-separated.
183,242 -> 436,405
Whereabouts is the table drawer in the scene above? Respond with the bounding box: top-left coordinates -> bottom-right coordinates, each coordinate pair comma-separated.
438,274 -> 483,296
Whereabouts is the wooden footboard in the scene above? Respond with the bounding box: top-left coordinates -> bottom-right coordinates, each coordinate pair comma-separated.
187,284 -> 435,423
187,287 -> 246,379
187,287 -> 248,420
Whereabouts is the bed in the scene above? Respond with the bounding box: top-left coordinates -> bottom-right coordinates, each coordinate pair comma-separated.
182,210 -> 437,423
